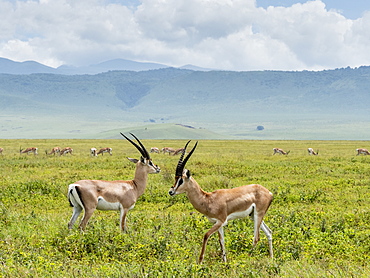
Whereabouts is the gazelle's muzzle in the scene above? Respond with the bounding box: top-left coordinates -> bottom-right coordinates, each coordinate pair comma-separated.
169,176 -> 182,196
154,164 -> 161,173
168,188 -> 176,196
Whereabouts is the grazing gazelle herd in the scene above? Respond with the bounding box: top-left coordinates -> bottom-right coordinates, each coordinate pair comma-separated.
2,145 -> 369,158
1,137 -> 370,263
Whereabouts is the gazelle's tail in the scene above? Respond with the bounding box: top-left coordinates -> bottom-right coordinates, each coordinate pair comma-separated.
67,184 -> 84,208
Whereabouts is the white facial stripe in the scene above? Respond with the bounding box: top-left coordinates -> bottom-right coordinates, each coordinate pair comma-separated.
175,177 -> 183,191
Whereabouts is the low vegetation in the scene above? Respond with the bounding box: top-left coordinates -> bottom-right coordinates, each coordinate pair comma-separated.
0,139 -> 369,277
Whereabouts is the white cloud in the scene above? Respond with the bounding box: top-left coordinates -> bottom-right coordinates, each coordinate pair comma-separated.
0,0 -> 370,70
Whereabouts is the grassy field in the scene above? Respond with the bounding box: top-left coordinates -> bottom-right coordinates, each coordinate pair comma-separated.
0,139 -> 369,277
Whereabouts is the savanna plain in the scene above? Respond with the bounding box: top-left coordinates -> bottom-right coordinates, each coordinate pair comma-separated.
0,139 -> 369,277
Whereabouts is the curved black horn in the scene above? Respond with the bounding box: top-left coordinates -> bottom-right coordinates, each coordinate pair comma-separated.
120,133 -> 149,159
176,140 -> 191,176
176,141 -> 198,176
129,133 -> 150,159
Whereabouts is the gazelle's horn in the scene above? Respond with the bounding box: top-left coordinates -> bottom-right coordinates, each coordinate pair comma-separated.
176,141 -> 198,176
128,133 -> 150,159
120,133 -> 150,159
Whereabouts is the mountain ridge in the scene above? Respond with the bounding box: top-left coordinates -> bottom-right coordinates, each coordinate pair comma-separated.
1,63 -> 370,140
0,57 -> 212,75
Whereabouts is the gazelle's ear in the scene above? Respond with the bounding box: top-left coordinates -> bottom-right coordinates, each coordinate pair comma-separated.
127,157 -> 139,164
185,169 -> 191,178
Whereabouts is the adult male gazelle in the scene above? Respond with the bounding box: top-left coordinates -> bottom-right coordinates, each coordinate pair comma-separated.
97,147 -> 112,156
67,133 -> 160,232
307,148 -> 319,155
169,141 -> 273,263
60,147 -> 73,156
20,147 -> 38,155
273,148 -> 290,155
46,147 -> 60,155
356,148 -> 370,155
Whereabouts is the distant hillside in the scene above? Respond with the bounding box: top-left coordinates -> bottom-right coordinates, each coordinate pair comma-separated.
1,66 -> 370,139
0,57 -> 212,75
92,123 -> 230,140
0,57 -> 56,74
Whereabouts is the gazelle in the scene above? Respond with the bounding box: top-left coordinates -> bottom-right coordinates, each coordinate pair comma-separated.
90,148 -> 97,156
356,148 -> 370,155
0,147 -> 3,155
46,147 -> 60,155
162,147 -> 175,155
273,148 -> 290,155
97,147 -> 112,156
67,133 -> 160,232
169,141 -> 273,263
20,147 -> 38,155
307,148 -> 319,155
173,148 -> 185,156
60,147 -> 73,156
150,147 -> 160,153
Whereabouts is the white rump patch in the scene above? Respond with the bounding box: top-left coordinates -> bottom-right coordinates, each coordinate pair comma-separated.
97,197 -> 121,211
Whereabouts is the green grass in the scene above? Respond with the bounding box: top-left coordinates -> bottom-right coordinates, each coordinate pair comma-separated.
0,139 -> 369,277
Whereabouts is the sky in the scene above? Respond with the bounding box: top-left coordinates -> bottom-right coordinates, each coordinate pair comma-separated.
0,0 -> 370,71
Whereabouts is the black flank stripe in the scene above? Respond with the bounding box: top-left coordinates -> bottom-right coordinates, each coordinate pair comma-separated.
75,186 -> 85,208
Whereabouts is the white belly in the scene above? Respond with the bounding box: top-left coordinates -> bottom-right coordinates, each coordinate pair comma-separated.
227,204 -> 255,221
96,197 -> 121,211
206,204 -> 255,226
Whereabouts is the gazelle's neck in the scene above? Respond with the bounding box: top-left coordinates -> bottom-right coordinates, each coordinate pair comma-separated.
132,164 -> 149,197
186,178 -> 209,214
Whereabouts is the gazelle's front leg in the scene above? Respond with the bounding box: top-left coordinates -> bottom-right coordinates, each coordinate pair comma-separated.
79,207 -> 96,231
120,207 -> 129,232
217,226 -> 227,262
199,221 -> 224,264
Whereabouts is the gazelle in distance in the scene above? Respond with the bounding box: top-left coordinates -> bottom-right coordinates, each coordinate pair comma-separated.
20,147 -> 38,155
67,133 -> 161,232
307,148 -> 319,155
96,147 -> 112,156
162,147 -> 175,155
356,148 -> 370,155
46,147 -> 60,155
169,141 -> 273,263
0,147 -> 3,155
60,147 -> 73,156
90,148 -> 97,156
150,147 -> 160,154
273,148 -> 290,155
173,147 -> 185,156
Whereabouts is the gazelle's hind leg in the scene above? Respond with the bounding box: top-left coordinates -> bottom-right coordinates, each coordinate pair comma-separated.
252,210 -> 263,247
261,221 -> 273,258
78,207 -> 96,231
68,205 -> 83,229
249,204 -> 264,248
